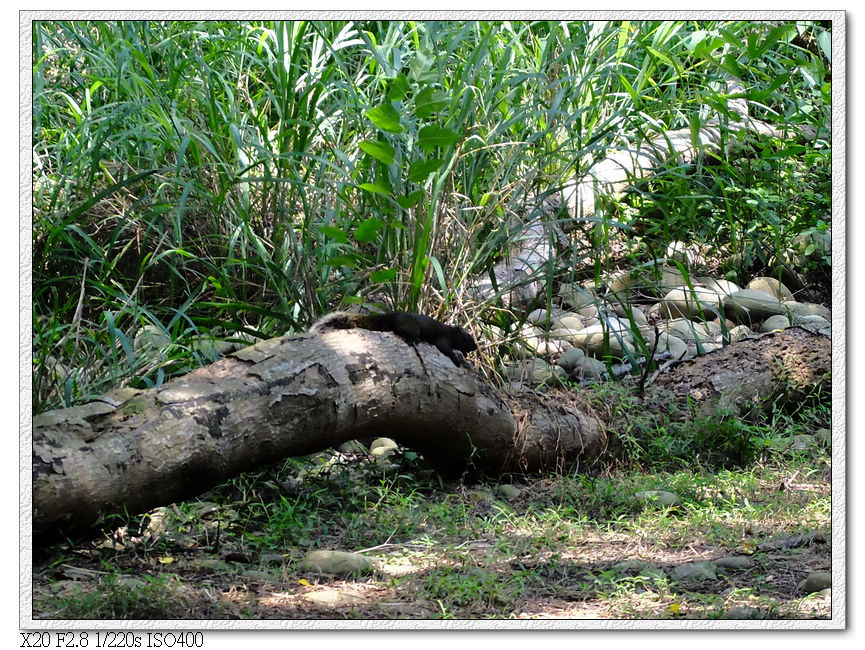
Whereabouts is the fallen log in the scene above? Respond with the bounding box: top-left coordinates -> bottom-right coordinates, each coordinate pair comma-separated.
32,326 -> 830,539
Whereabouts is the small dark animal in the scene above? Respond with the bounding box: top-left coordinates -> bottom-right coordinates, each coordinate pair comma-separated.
311,311 -> 477,367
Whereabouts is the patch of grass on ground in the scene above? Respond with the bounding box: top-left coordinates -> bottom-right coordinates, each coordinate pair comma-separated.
33,403 -> 831,620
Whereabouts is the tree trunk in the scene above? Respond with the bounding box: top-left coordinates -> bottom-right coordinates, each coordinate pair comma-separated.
32,325 -> 830,539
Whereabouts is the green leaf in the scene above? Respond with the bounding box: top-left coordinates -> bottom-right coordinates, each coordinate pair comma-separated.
318,226 -> 349,243
760,23 -> 796,57
816,31 -> 831,64
408,157 -> 445,182
684,29 -> 709,53
616,21 -> 631,60
387,74 -> 410,101
417,125 -> 461,153
618,73 -> 637,101
370,268 -> 398,283
645,45 -> 673,67
721,53 -> 746,78
358,139 -> 396,165
688,114 -> 701,150
397,191 -> 423,209
409,48 -> 436,82
358,182 -> 393,197
745,31 -> 761,59
365,102 -> 403,133
324,254 -> 359,268
354,217 -> 386,242
414,87 -> 448,119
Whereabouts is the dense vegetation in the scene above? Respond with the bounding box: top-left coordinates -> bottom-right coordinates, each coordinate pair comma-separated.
31,19 -> 834,621
32,19 -> 831,411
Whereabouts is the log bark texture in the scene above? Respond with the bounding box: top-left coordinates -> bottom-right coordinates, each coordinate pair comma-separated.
32,326 -> 829,538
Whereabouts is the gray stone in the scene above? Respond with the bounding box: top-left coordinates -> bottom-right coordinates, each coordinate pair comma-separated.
338,440 -> 369,455
724,605 -> 758,619
495,484 -> 521,500
667,240 -> 700,265
523,336 -> 566,357
527,308 -> 566,326
662,285 -> 724,320
114,575 -> 146,590
697,277 -> 741,299
793,314 -> 831,329
726,324 -> 753,343
298,550 -> 373,576
607,302 -> 648,327
747,276 -> 794,301
552,314 -> 587,334
604,269 -> 636,293
557,284 -> 597,311
642,265 -> 688,292
304,589 -> 367,606
791,229 -> 831,258
761,314 -> 793,332
671,561 -> 717,583
790,434 -> 815,451
633,490 -> 679,508
686,340 -> 722,357
134,324 -> 171,353
784,301 -> 831,321
370,438 -> 398,455
724,289 -> 787,324
657,333 -> 687,361
713,556 -> 753,570
798,571 -> 831,594
556,347 -> 586,372
504,359 -> 567,385
241,570 -> 277,583
573,356 -> 608,380
571,331 -> 635,358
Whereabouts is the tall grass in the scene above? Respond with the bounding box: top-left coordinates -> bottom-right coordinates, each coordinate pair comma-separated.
31,19 -> 831,411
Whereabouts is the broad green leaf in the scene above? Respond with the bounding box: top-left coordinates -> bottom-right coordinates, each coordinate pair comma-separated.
354,217 -> 386,242
370,268 -> 398,283
397,190 -> 423,209
387,74 -> 410,101
358,182 -> 393,197
365,102 -> 403,133
358,139 -> 396,165
417,125 -> 461,153
408,157 -> 445,182
409,48 -> 436,82
721,53 -> 746,77
318,226 -> 348,243
414,87 -> 448,119
816,30 -> 831,64
685,29 -> 709,52
324,254 -> 359,268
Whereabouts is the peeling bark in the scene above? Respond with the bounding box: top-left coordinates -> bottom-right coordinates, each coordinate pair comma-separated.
643,326 -> 832,418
